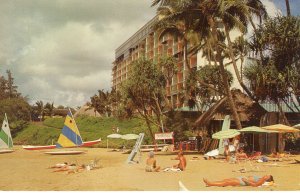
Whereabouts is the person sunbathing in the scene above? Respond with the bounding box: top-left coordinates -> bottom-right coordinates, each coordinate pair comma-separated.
49,162 -> 69,168
53,163 -> 85,174
145,151 -> 160,172
203,175 -> 274,187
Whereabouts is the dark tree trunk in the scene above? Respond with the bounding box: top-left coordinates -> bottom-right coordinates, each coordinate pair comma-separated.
285,0 -> 291,16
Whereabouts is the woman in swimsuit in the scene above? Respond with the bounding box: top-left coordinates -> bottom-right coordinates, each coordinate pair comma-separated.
203,175 -> 274,187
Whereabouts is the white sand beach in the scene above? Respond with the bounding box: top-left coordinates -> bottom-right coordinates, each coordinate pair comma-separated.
0,146 -> 299,191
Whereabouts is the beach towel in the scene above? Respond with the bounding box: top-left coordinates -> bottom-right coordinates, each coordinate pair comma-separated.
204,145 -> 235,158
163,167 -> 182,172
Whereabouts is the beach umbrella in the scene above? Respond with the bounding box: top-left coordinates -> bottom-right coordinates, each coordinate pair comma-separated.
239,126 -> 278,133
212,129 -> 240,139
121,134 -> 139,140
239,126 -> 278,152
106,134 -> 123,148
262,124 -> 300,133
107,134 -> 123,139
293,123 -> 300,129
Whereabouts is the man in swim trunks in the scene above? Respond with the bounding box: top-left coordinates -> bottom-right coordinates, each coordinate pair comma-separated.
172,151 -> 187,171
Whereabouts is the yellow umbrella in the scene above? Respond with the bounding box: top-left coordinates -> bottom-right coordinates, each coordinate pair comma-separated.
262,124 -> 300,133
240,126 -> 278,133
293,123 -> 300,129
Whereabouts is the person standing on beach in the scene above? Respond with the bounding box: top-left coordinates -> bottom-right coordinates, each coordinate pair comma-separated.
223,138 -> 230,161
145,151 -> 160,172
233,135 -> 240,152
196,132 -> 203,152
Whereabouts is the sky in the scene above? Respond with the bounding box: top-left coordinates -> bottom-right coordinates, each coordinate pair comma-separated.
0,0 -> 299,108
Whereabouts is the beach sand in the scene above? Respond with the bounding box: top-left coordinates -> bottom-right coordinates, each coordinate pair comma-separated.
0,146 -> 299,191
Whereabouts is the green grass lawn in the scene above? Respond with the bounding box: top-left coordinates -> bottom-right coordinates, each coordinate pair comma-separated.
13,116 -> 158,148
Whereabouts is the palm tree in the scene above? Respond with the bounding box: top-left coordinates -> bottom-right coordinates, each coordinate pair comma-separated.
44,102 -> 54,117
152,0 -> 241,128
197,0 -> 268,129
285,0 -> 291,16
36,100 -> 44,121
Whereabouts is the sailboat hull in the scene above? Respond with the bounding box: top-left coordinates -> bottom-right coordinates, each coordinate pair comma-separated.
0,149 -> 14,154
22,139 -> 101,150
22,145 -> 56,150
81,139 -> 101,147
44,150 -> 84,155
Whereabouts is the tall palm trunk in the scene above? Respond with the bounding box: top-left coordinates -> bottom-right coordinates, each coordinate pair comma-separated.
223,24 -> 255,101
219,59 -> 243,130
276,99 -> 290,125
285,0 -> 291,16
249,17 -> 265,64
209,17 -> 242,130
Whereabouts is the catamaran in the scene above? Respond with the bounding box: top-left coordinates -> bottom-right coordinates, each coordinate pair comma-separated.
0,113 -> 14,154
22,108 -> 101,150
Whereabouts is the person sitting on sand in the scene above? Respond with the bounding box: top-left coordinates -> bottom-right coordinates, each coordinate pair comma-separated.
203,175 -> 274,187
172,151 -> 187,171
145,151 -> 160,172
163,151 -> 187,172
236,148 -> 248,160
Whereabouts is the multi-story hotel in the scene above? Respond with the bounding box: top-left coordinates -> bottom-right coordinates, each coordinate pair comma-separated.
112,16 -> 198,109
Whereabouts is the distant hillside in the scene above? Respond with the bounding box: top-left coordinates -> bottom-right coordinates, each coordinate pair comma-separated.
13,116 -> 158,148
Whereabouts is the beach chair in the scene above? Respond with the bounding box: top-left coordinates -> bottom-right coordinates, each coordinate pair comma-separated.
207,139 -> 219,152
248,151 -> 262,160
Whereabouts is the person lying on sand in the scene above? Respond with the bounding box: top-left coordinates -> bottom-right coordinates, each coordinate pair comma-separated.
53,164 -> 86,174
203,175 -> 274,187
49,162 -> 69,169
145,151 -> 160,172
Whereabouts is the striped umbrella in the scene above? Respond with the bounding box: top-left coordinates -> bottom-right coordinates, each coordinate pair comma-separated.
212,129 -> 240,139
262,124 -> 300,133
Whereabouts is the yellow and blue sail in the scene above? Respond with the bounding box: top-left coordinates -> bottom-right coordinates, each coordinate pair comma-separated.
56,110 -> 83,148
0,114 -> 13,149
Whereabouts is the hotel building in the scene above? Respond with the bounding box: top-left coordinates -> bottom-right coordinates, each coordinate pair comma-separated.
112,16 -> 199,109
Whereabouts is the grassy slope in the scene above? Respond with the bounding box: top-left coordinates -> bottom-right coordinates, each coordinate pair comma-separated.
13,116 -> 158,148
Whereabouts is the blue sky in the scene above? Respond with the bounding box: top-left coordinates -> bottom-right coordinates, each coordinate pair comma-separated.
273,0 -> 300,16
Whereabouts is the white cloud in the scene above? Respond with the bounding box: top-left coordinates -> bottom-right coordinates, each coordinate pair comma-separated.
262,0 -> 282,17
0,0 -> 156,107
0,0 -> 289,107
